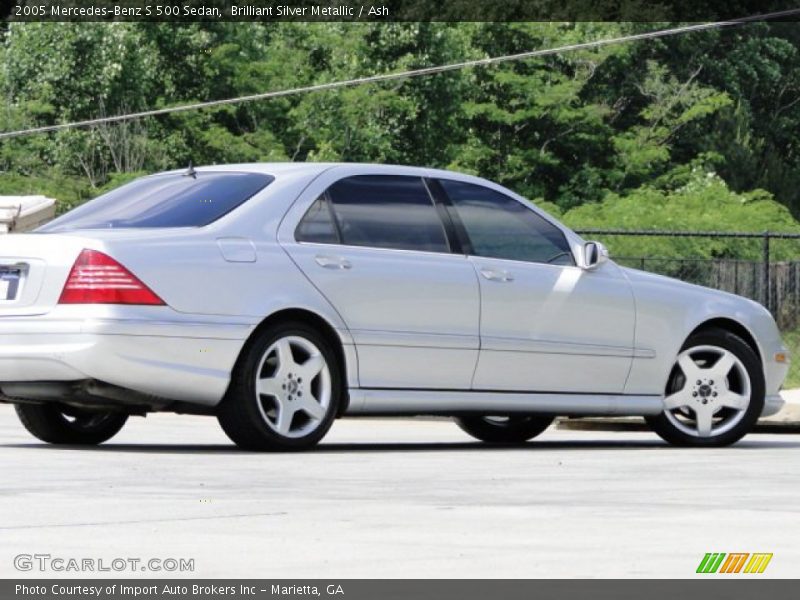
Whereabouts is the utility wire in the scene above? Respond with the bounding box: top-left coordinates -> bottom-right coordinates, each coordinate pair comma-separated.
1,8 -> 799,140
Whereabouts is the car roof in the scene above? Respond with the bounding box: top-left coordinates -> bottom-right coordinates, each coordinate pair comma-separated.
161,162 -> 498,187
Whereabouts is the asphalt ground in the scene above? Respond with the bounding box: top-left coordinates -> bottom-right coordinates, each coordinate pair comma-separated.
0,405 -> 798,578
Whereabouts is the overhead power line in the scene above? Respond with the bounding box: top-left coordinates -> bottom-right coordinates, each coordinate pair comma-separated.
1,8 -> 799,140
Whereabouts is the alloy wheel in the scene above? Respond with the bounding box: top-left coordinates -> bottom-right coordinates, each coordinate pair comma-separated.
254,335 -> 331,438
663,344 -> 751,438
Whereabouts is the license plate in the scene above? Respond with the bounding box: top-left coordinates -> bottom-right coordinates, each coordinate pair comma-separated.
0,268 -> 21,301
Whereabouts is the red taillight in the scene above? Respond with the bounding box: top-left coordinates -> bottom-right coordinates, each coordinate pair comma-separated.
58,249 -> 166,306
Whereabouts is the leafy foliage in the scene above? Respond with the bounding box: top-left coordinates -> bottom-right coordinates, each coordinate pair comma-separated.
1,20 -> 800,235
561,170 -> 800,260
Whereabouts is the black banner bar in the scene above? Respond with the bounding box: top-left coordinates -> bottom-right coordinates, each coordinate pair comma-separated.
4,580 -> 800,600
4,0 -> 800,23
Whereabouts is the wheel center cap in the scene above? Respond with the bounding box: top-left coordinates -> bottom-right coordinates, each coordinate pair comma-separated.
286,380 -> 299,394
698,384 -> 712,398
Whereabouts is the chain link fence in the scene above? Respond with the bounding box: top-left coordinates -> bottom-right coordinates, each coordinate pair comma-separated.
575,230 -> 800,331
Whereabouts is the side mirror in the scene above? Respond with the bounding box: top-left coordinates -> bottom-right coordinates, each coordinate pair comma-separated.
581,241 -> 609,270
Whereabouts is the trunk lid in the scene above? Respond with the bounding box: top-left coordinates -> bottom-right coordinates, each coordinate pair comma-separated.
0,233 -> 88,316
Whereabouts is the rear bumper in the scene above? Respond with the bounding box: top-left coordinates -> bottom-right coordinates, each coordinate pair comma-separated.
0,308 -> 253,406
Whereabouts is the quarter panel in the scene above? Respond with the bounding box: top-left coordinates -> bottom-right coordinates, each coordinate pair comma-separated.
80,240 -> 357,393
101,237 -> 349,331
622,268 -> 788,396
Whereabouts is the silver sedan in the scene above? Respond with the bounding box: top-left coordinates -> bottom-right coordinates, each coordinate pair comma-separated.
0,163 -> 789,450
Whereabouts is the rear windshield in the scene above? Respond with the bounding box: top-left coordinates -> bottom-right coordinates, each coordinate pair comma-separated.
39,171 -> 273,231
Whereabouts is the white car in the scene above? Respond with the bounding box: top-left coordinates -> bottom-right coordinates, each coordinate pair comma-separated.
0,163 -> 789,450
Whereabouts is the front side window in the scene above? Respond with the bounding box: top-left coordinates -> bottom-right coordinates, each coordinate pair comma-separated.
439,179 -> 574,266
324,175 -> 449,253
39,171 -> 273,232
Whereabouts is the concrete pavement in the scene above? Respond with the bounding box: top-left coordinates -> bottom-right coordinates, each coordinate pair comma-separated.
0,405 -> 798,578
771,388 -> 800,424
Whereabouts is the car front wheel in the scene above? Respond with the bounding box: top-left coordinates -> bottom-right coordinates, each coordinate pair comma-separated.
15,404 -> 128,445
645,328 -> 764,447
455,415 -> 555,443
218,322 -> 342,451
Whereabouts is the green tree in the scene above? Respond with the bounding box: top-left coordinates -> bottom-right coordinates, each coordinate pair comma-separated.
562,170 -> 800,260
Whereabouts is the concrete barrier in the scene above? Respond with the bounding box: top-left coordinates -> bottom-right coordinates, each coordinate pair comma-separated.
0,195 -> 56,233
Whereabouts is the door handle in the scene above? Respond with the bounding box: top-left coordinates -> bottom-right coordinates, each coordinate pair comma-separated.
480,268 -> 514,282
315,255 -> 352,270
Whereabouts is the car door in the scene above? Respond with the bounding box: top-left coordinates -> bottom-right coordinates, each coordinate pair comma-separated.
436,178 -> 636,394
279,171 -> 480,390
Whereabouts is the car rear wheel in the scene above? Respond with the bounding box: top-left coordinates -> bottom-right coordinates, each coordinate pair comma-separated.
15,404 -> 128,445
645,328 -> 764,447
217,322 -> 342,451
455,415 -> 555,443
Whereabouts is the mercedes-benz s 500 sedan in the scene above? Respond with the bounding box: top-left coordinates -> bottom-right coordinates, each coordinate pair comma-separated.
0,163 -> 789,449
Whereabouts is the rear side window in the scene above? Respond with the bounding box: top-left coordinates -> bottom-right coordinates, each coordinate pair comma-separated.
439,179 -> 574,265
295,195 -> 340,244
323,175 -> 449,253
39,171 -> 273,231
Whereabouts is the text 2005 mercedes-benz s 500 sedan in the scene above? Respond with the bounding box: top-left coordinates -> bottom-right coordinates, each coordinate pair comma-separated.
0,163 -> 790,450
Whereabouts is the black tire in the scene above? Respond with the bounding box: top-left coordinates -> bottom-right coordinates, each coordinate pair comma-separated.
217,321 -> 342,451
455,415 -> 555,444
15,404 -> 128,445
645,327 -> 764,447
